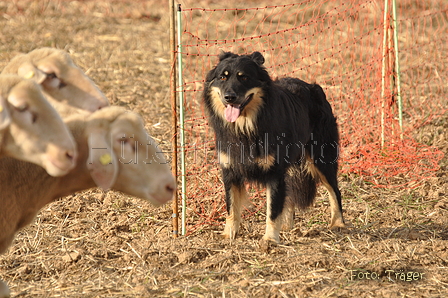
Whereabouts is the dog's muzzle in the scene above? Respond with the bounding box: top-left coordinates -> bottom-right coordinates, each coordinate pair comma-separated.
223,93 -> 254,122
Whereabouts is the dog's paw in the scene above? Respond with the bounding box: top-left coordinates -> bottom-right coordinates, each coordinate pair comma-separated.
329,217 -> 346,229
259,237 -> 279,253
261,233 -> 280,244
222,222 -> 239,240
221,231 -> 236,240
281,221 -> 294,231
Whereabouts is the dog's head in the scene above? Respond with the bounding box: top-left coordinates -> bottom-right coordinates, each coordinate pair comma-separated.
205,52 -> 271,123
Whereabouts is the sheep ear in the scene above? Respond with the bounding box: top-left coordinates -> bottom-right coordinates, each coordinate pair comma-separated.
250,52 -> 265,65
86,131 -> 118,190
0,96 -> 11,130
17,62 -> 47,84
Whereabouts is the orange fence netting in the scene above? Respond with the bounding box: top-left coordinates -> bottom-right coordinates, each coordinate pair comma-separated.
176,0 -> 447,232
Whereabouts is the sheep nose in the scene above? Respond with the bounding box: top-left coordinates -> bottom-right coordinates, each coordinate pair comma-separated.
55,146 -> 77,170
159,176 -> 176,204
65,149 -> 77,163
85,97 -> 109,112
44,143 -> 77,177
224,92 -> 237,103
166,182 -> 176,197
97,100 -> 110,110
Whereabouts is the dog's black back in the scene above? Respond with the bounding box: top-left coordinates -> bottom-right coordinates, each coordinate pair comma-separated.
202,51 -> 344,242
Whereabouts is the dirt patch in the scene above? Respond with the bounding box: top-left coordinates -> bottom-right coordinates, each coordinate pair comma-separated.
0,1 -> 447,297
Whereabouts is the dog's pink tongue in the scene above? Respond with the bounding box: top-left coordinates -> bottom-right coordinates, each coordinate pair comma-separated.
224,105 -> 240,122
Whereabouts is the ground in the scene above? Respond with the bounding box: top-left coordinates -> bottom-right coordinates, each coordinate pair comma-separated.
0,1 -> 447,297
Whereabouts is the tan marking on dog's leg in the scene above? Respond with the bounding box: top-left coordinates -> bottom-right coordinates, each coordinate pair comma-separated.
218,151 -> 230,168
262,186 -> 282,243
281,197 -> 295,231
325,184 -> 345,229
307,161 -> 345,229
254,154 -> 275,172
320,176 -> 345,229
263,218 -> 282,244
222,184 -> 246,240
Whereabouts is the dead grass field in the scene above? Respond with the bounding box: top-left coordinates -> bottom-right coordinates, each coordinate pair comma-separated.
0,1 -> 447,297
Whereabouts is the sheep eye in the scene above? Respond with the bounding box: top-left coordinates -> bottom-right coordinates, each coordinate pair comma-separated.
14,103 -> 29,112
58,81 -> 67,88
45,73 -> 66,89
46,73 -> 57,80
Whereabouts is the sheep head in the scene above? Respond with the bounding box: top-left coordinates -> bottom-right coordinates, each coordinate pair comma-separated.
3,48 -> 109,113
84,107 -> 175,206
0,75 -> 77,176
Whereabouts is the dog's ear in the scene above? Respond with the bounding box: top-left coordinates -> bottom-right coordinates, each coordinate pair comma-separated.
205,67 -> 216,83
218,51 -> 236,61
250,52 -> 265,65
205,51 -> 234,83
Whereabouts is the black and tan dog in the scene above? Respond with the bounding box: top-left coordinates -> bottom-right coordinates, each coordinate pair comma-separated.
202,51 -> 345,243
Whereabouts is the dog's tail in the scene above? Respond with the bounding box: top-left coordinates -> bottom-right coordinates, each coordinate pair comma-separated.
309,83 -> 339,143
286,163 -> 317,209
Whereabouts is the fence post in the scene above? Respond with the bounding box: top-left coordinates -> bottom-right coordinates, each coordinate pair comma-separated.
381,0 -> 404,147
381,0 -> 390,148
176,4 -> 187,236
169,0 -> 179,238
392,0 -> 404,140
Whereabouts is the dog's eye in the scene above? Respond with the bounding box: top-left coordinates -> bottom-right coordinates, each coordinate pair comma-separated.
219,75 -> 227,81
237,72 -> 248,81
238,74 -> 248,82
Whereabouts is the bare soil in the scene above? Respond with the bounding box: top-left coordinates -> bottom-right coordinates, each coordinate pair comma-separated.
0,1 -> 447,297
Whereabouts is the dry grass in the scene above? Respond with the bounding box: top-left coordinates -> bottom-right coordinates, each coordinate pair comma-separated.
0,0 -> 447,297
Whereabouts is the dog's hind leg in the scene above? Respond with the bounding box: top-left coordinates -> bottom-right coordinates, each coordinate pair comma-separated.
263,178 -> 287,243
280,197 -> 295,231
322,175 -> 345,229
222,182 -> 247,240
313,164 -> 345,229
283,164 -> 318,231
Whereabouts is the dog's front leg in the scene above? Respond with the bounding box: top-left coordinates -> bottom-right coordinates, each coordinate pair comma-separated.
222,172 -> 246,240
262,177 -> 287,243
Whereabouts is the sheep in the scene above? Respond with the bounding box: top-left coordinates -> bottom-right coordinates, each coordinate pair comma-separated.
1,47 -> 109,116
0,75 -> 77,177
0,106 -> 175,297
0,106 -> 175,254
